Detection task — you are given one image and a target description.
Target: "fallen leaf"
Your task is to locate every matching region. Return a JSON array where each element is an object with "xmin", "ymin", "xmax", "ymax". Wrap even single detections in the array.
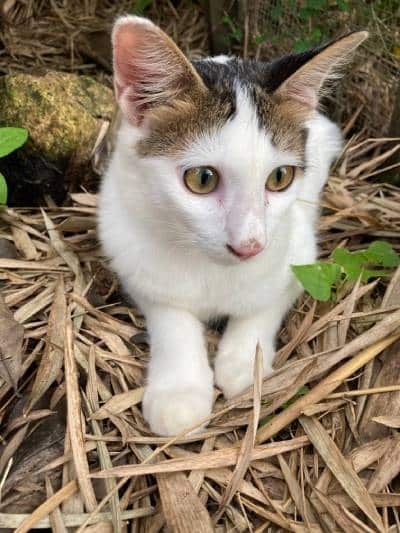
[
  {"xmin": 27, "ymin": 276, "xmax": 67, "ymax": 410},
  {"xmin": 157, "ymin": 469, "xmax": 213, "ymax": 533},
  {"xmin": 0, "ymin": 294, "xmax": 24, "ymax": 389},
  {"xmin": 371, "ymin": 415, "xmax": 400, "ymax": 428},
  {"xmin": 90, "ymin": 388, "xmax": 144, "ymax": 420},
  {"xmin": 360, "ymin": 339, "xmax": 400, "ymax": 440}
]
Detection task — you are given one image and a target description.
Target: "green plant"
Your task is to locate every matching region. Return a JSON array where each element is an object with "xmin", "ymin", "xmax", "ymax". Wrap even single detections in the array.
[
  {"xmin": 292, "ymin": 241, "xmax": 400, "ymax": 302},
  {"xmin": 292, "ymin": 0, "xmax": 350, "ymax": 51},
  {"xmin": 129, "ymin": 0, "xmax": 153, "ymax": 15},
  {"xmin": 257, "ymin": 0, "xmax": 350, "ymax": 52},
  {"xmin": 260, "ymin": 385, "xmax": 309, "ymax": 426},
  {"xmin": 222, "ymin": 14, "xmax": 243, "ymax": 47},
  {"xmin": 0, "ymin": 127, "xmax": 28, "ymax": 205}
]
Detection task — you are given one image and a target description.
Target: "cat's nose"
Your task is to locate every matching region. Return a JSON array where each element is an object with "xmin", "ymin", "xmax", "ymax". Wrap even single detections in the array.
[{"xmin": 227, "ymin": 239, "xmax": 265, "ymax": 259}]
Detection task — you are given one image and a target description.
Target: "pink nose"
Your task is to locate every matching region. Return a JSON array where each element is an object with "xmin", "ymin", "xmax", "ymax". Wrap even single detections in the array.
[{"xmin": 227, "ymin": 239, "xmax": 265, "ymax": 260}]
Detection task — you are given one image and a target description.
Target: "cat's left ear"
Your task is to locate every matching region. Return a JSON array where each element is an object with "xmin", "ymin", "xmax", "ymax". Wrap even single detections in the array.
[{"xmin": 275, "ymin": 31, "xmax": 368, "ymax": 109}]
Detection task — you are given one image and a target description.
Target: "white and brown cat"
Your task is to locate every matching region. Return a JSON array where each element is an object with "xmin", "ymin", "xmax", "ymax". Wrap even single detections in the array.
[{"xmin": 99, "ymin": 16, "xmax": 367, "ymax": 436}]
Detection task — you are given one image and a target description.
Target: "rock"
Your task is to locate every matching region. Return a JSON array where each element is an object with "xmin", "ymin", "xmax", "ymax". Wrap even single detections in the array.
[{"xmin": 0, "ymin": 71, "xmax": 114, "ymax": 205}]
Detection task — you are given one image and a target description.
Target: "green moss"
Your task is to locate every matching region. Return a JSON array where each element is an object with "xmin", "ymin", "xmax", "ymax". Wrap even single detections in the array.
[{"xmin": 0, "ymin": 72, "xmax": 113, "ymax": 162}]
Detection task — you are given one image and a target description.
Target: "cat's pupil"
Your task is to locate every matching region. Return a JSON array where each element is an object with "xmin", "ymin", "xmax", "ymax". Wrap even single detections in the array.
[
  {"xmin": 276, "ymin": 168, "xmax": 284, "ymax": 183},
  {"xmin": 200, "ymin": 168, "xmax": 211, "ymax": 186}
]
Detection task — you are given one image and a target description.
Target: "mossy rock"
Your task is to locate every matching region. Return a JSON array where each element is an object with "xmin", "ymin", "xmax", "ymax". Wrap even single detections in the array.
[
  {"xmin": 0, "ymin": 72, "xmax": 114, "ymax": 205},
  {"xmin": 0, "ymin": 71, "xmax": 113, "ymax": 161}
]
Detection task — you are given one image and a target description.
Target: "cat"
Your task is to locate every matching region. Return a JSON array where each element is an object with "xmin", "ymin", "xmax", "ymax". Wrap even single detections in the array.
[{"xmin": 98, "ymin": 15, "xmax": 367, "ymax": 436}]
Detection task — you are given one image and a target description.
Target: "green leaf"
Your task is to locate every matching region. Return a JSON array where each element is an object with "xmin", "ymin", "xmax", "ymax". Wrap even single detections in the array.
[
  {"xmin": 332, "ymin": 248, "xmax": 366, "ymax": 281},
  {"xmin": 271, "ymin": 5, "xmax": 282, "ymax": 19},
  {"xmin": 259, "ymin": 414, "xmax": 274, "ymax": 427},
  {"xmin": 291, "ymin": 262, "xmax": 341, "ymax": 301},
  {"xmin": 337, "ymin": 0, "xmax": 349, "ymax": 11},
  {"xmin": 0, "ymin": 173, "xmax": 8, "ymax": 205},
  {"xmin": 361, "ymin": 268, "xmax": 392, "ymax": 282},
  {"xmin": 0, "ymin": 127, "xmax": 28, "ymax": 158},
  {"xmin": 255, "ymin": 34, "xmax": 269, "ymax": 44},
  {"xmin": 130, "ymin": 0, "xmax": 152, "ymax": 15},
  {"xmin": 365, "ymin": 241, "xmax": 400, "ymax": 268},
  {"xmin": 282, "ymin": 385, "xmax": 309, "ymax": 409},
  {"xmin": 307, "ymin": 0, "xmax": 327, "ymax": 9},
  {"xmin": 294, "ymin": 40, "xmax": 309, "ymax": 52},
  {"xmin": 333, "ymin": 242, "xmax": 400, "ymax": 281},
  {"xmin": 299, "ymin": 7, "xmax": 315, "ymax": 20},
  {"xmin": 230, "ymin": 29, "xmax": 243, "ymax": 43},
  {"xmin": 310, "ymin": 27, "xmax": 322, "ymax": 41}
]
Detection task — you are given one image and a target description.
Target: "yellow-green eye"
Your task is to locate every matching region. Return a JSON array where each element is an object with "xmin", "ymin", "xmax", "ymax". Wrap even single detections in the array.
[
  {"xmin": 265, "ymin": 166, "xmax": 296, "ymax": 192},
  {"xmin": 184, "ymin": 166, "xmax": 219, "ymax": 194}
]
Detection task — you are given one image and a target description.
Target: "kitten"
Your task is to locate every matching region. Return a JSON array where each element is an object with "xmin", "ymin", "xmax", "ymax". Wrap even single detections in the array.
[{"xmin": 98, "ymin": 16, "xmax": 367, "ymax": 436}]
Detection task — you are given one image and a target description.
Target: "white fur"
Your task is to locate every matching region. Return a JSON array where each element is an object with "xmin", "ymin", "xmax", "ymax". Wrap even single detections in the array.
[
  {"xmin": 208, "ymin": 55, "xmax": 231, "ymax": 64},
  {"xmin": 99, "ymin": 82, "xmax": 341, "ymax": 436}
]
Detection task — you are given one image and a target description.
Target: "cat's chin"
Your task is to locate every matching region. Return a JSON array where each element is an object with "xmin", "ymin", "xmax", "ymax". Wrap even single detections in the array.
[
  {"xmin": 206, "ymin": 253, "xmax": 261, "ymax": 267},
  {"xmin": 202, "ymin": 251, "xmax": 243, "ymax": 266}
]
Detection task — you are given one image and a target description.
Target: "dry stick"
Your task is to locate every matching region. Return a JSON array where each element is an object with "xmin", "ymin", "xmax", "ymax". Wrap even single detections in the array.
[
  {"xmin": 90, "ymin": 436, "xmax": 309, "ymax": 478},
  {"xmin": 256, "ymin": 333, "xmax": 400, "ymax": 444},
  {"xmin": 64, "ymin": 314, "xmax": 97, "ymax": 512},
  {"xmin": 328, "ymin": 385, "xmax": 400, "ymax": 399},
  {"xmin": 45, "ymin": 476, "xmax": 68, "ymax": 533},
  {"xmin": 14, "ymin": 481, "xmax": 78, "ymax": 533},
  {"xmin": 0, "ymin": 508, "xmax": 154, "ymax": 529}
]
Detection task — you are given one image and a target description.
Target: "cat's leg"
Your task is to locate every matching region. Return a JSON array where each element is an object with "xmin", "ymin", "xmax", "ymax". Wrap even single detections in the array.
[
  {"xmin": 214, "ymin": 301, "xmax": 289, "ymax": 399},
  {"xmin": 141, "ymin": 304, "xmax": 214, "ymax": 436}
]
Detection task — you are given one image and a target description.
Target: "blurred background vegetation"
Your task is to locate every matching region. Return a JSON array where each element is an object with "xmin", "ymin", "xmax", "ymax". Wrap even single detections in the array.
[
  {"xmin": 0, "ymin": 0, "xmax": 399, "ymax": 204},
  {"xmin": 0, "ymin": 0, "xmax": 398, "ymax": 138}
]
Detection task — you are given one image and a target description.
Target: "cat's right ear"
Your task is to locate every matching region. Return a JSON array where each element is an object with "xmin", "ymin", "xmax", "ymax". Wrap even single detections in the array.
[{"xmin": 112, "ymin": 16, "xmax": 205, "ymax": 126}]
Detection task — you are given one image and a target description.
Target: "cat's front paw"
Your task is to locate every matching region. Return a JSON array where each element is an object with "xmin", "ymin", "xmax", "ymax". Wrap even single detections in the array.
[
  {"xmin": 142, "ymin": 387, "xmax": 213, "ymax": 436},
  {"xmin": 214, "ymin": 350, "xmax": 273, "ymax": 399}
]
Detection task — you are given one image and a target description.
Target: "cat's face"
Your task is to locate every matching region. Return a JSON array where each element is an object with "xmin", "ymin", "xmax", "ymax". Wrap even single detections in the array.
[
  {"xmin": 111, "ymin": 16, "xmax": 366, "ymax": 265},
  {"xmin": 126, "ymin": 87, "xmax": 306, "ymax": 265}
]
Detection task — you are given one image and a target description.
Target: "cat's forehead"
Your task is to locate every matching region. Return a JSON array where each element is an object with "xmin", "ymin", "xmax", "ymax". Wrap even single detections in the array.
[{"xmin": 137, "ymin": 57, "xmax": 307, "ymax": 161}]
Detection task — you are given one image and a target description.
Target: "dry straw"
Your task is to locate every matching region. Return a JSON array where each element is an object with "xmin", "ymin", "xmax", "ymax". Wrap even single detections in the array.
[
  {"xmin": 0, "ymin": 132, "xmax": 398, "ymax": 530},
  {"xmin": 0, "ymin": 1, "xmax": 400, "ymax": 529}
]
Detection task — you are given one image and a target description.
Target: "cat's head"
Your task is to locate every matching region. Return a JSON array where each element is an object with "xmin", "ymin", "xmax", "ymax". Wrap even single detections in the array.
[{"xmin": 111, "ymin": 16, "xmax": 366, "ymax": 264}]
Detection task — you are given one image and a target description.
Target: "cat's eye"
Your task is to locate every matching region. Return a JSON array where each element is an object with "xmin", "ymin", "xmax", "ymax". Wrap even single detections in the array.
[
  {"xmin": 184, "ymin": 166, "xmax": 219, "ymax": 194},
  {"xmin": 265, "ymin": 166, "xmax": 296, "ymax": 192}
]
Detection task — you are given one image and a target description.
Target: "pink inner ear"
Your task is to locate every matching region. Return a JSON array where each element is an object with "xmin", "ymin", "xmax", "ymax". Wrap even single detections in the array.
[
  {"xmin": 114, "ymin": 24, "xmax": 142, "ymax": 98},
  {"xmin": 112, "ymin": 20, "xmax": 161, "ymax": 125}
]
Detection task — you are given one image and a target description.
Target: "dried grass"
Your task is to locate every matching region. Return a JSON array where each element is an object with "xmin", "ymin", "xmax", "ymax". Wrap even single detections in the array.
[
  {"xmin": 0, "ymin": 133, "xmax": 399, "ymax": 531},
  {"xmin": 0, "ymin": 1, "xmax": 400, "ymax": 529},
  {"xmin": 1, "ymin": 0, "xmax": 398, "ymax": 138},
  {"xmin": 0, "ymin": 0, "xmax": 207, "ymax": 78}
]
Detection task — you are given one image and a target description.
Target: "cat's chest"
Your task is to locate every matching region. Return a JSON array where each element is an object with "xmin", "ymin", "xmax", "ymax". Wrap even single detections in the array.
[{"xmin": 121, "ymin": 249, "xmax": 293, "ymax": 318}]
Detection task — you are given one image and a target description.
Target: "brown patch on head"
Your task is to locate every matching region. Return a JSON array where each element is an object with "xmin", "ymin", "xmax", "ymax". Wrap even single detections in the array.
[
  {"xmin": 252, "ymin": 86, "xmax": 308, "ymax": 162},
  {"xmin": 137, "ymin": 83, "xmax": 309, "ymax": 162},
  {"xmin": 137, "ymin": 86, "xmax": 235, "ymax": 158}
]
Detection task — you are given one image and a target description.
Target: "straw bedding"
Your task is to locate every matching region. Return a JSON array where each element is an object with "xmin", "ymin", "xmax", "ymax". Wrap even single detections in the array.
[
  {"xmin": 0, "ymin": 135, "xmax": 399, "ymax": 531},
  {"xmin": 0, "ymin": 1, "xmax": 400, "ymax": 531}
]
